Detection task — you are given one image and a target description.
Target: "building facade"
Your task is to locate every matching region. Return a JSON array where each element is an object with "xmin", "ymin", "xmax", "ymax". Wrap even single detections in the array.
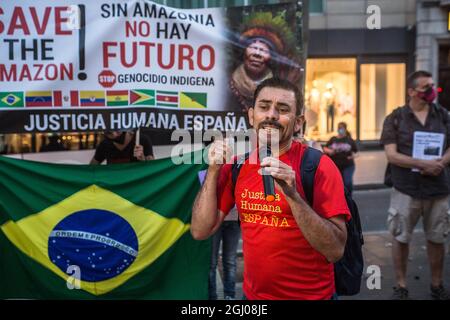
[
  {"xmin": 416, "ymin": 0, "xmax": 450, "ymax": 110},
  {"xmin": 307, "ymin": 0, "xmax": 417, "ymax": 143}
]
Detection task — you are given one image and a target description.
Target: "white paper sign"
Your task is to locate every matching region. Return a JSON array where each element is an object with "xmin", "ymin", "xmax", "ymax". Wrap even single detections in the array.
[{"xmin": 412, "ymin": 131, "xmax": 445, "ymax": 171}]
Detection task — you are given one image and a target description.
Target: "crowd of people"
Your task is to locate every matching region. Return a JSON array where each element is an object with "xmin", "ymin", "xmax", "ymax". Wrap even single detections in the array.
[
  {"xmin": 83, "ymin": 71, "xmax": 449, "ymax": 301},
  {"xmin": 25, "ymin": 68, "xmax": 441, "ymax": 301},
  {"xmin": 5, "ymin": 69, "xmax": 448, "ymax": 301},
  {"xmin": 3, "ymin": 0, "xmax": 449, "ymax": 303},
  {"xmin": 195, "ymin": 71, "xmax": 449, "ymax": 301}
]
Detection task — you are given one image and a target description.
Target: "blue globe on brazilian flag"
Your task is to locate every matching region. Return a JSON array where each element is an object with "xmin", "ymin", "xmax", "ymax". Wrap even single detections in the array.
[{"xmin": 0, "ymin": 154, "xmax": 209, "ymax": 299}]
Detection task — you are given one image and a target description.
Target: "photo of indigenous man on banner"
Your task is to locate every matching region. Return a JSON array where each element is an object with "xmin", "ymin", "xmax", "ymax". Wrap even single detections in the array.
[
  {"xmin": 0, "ymin": 0, "xmax": 305, "ymax": 137},
  {"xmin": 226, "ymin": 7, "xmax": 304, "ymax": 113}
]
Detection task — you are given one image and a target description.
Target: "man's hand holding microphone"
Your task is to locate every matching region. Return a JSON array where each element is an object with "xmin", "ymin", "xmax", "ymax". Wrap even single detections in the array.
[{"xmin": 260, "ymin": 152, "xmax": 298, "ymax": 200}]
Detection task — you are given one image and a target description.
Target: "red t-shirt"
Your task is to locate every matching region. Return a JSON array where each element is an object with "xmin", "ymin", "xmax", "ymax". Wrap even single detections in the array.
[{"xmin": 217, "ymin": 141, "xmax": 351, "ymax": 300}]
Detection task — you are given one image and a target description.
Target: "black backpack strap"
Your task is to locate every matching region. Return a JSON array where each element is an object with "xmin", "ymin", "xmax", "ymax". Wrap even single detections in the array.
[
  {"xmin": 231, "ymin": 152, "xmax": 250, "ymax": 191},
  {"xmin": 300, "ymin": 147, "xmax": 323, "ymax": 206}
]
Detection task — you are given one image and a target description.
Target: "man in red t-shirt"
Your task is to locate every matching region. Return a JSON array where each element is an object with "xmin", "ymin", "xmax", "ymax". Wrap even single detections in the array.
[{"xmin": 191, "ymin": 78, "xmax": 350, "ymax": 300}]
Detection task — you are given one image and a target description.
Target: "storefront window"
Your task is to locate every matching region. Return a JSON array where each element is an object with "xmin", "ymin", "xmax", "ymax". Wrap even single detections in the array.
[
  {"xmin": 310, "ymin": 0, "xmax": 325, "ymax": 14},
  {"xmin": 0, "ymin": 133, "xmax": 100, "ymax": 155},
  {"xmin": 360, "ymin": 63, "xmax": 405, "ymax": 140},
  {"xmin": 305, "ymin": 58, "xmax": 357, "ymax": 142}
]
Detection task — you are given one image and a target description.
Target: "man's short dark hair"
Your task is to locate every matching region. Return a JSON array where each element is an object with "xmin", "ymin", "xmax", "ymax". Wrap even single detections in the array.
[
  {"xmin": 407, "ymin": 70, "xmax": 432, "ymax": 89},
  {"xmin": 253, "ymin": 77, "xmax": 304, "ymax": 116}
]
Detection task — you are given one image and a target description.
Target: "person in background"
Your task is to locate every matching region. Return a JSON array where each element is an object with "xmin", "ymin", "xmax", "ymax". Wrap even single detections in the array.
[
  {"xmin": 39, "ymin": 134, "xmax": 66, "ymax": 152},
  {"xmin": 381, "ymin": 70, "xmax": 450, "ymax": 300},
  {"xmin": 0, "ymin": 134, "xmax": 9, "ymax": 154},
  {"xmin": 323, "ymin": 122, "xmax": 358, "ymax": 195},
  {"xmin": 90, "ymin": 130, "xmax": 154, "ymax": 164},
  {"xmin": 209, "ymin": 206, "xmax": 241, "ymax": 300}
]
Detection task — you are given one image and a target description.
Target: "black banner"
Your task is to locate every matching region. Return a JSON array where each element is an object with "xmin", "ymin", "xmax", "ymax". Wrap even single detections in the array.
[{"xmin": 0, "ymin": 108, "xmax": 249, "ymax": 134}]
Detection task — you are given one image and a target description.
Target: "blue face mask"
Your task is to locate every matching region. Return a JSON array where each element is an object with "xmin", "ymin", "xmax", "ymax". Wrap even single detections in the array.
[{"xmin": 338, "ymin": 128, "xmax": 346, "ymax": 136}]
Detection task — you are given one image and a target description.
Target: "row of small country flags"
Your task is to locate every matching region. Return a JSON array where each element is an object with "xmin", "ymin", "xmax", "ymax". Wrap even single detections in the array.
[{"xmin": 0, "ymin": 90, "xmax": 207, "ymax": 109}]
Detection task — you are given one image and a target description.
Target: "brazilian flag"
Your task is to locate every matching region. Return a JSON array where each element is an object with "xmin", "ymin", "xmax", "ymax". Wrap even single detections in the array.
[
  {"xmin": 0, "ymin": 153, "xmax": 209, "ymax": 299},
  {"xmin": 0, "ymin": 92, "xmax": 24, "ymax": 107}
]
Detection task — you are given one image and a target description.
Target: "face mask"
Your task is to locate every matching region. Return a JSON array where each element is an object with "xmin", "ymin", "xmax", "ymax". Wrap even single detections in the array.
[
  {"xmin": 417, "ymin": 87, "xmax": 437, "ymax": 104},
  {"xmin": 338, "ymin": 128, "xmax": 346, "ymax": 136}
]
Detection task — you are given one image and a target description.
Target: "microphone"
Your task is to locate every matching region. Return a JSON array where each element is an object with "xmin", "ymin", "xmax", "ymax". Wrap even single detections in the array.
[{"xmin": 259, "ymin": 146, "xmax": 276, "ymax": 202}]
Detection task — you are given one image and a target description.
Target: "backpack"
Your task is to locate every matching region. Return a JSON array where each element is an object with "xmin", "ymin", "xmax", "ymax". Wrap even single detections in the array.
[
  {"xmin": 231, "ymin": 147, "xmax": 364, "ymax": 296},
  {"xmin": 383, "ymin": 104, "xmax": 449, "ymax": 187},
  {"xmin": 301, "ymin": 147, "xmax": 364, "ymax": 296}
]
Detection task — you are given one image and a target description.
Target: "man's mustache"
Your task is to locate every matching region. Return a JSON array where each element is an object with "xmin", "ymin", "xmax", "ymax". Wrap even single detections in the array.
[{"xmin": 258, "ymin": 120, "xmax": 283, "ymax": 130}]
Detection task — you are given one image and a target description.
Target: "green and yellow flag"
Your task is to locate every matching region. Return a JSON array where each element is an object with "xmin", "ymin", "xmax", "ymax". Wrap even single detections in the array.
[
  {"xmin": 180, "ymin": 92, "xmax": 207, "ymax": 109},
  {"xmin": 130, "ymin": 90, "xmax": 155, "ymax": 106},
  {"xmin": 0, "ymin": 154, "xmax": 209, "ymax": 299},
  {"xmin": 0, "ymin": 92, "xmax": 24, "ymax": 107}
]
